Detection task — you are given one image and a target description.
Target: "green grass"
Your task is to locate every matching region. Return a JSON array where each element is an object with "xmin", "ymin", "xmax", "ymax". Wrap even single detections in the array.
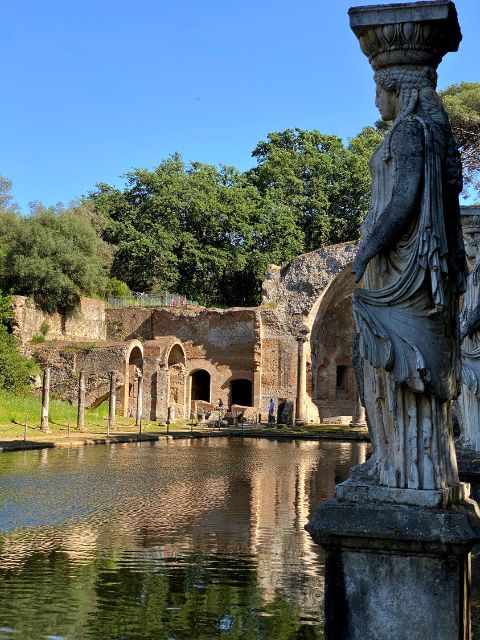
[{"xmin": 0, "ymin": 389, "xmax": 196, "ymax": 439}]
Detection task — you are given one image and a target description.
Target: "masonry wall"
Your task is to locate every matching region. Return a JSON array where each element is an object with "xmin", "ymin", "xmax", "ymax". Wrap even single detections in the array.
[
  {"xmin": 33, "ymin": 342, "xmax": 127, "ymax": 408},
  {"xmin": 12, "ymin": 296, "xmax": 106, "ymax": 344},
  {"xmin": 153, "ymin": 307, "xmax": 259, "ymax": 410}
]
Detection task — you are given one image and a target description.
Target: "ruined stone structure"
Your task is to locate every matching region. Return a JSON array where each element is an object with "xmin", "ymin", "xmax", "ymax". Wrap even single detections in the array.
[
  {"xmin": 11, "ymin": 296, "xmax": 106, "ymax": 345},
  {"xmin": 12, "ymin": 241, "xmax": 362, "ymax": 424},
  {"xmin": 12, "ymin": 202, "xmax": 477, "ymax": 430}
]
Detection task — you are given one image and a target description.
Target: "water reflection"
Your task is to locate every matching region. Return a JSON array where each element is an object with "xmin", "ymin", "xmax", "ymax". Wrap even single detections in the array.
[{"xmin": 0, "ymin": 437, "xmax": 368, "ymax": 639}]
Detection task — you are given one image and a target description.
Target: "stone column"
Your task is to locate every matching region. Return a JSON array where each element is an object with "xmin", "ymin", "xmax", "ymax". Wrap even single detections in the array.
[
  {"xmin": 40, "ymin": 367, "xmax": 51, "ymax": 433},
  {"xmin": 135, "ymin": 373, "xmax": 143, "ymax": 427},
  {"xmin": 108, "ymin": 370, "xmax": 117, "ymax": 432},
  {"xmin": 349, "ymin": 390, "xmax": 366, "ymax": 427},
  {"xmin": 295, "ymin": 324, "xmax": 310, "ymax": 426},
  {"xmin": 77, "ymin": 370, "xmax": 86, "ymax": 432},
  {"xmin": 306, "ymin": 3, "xmax": 480, "ymax": 638}
]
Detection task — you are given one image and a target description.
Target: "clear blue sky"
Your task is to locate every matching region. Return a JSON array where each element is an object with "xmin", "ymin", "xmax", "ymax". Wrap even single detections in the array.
[{"xmin": 2, "ymin": 0, "xmax": 479, "ymax": 212}]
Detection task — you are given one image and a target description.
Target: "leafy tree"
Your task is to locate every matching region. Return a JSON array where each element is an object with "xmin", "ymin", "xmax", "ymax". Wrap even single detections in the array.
[
  {"xmin": 247, "ymin": 127, "xmax": 382, "ymax": 250},
  {"xmin": 0, "ymin": 204, "xmax": 108, "ymax": 315},
  {"xmin": 0, "ymin": 291, "xmax": 36, "ymax": 391},
  {"xmin": 90, "ymin": 155, "xmax": 303, "ymax": 307},
  {"xmin": 439, "ymin": 82, "xmax": 480, "ymax": 194},
  {"xmin": 90, "ymin": 129, "xmax": 377, "ymax": 307}
]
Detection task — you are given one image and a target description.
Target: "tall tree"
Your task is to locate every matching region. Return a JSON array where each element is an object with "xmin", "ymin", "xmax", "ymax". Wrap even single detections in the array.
[
  {"xmin": 439, "ymin": 82, "xmax": 480, "ymax": 194},
  {"xmin": 247, "ymin": 127, "xmax": 382, "ymax": 250},
  {"xmin": 0, "ymin": 290, "xmax": 36, "ymax": 391},
  {"xmin": 0, "ymin": 204, "xmax": 108, "ymax": 315},
  {"xmin": 89, "ymin": 156, "xmax": 303, "ymax": 307}
]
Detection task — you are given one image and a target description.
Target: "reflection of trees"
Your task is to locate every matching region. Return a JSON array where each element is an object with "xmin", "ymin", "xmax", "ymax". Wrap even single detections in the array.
[
  {"xmin": 0, "ymin": 438, "xmax": 369, "ymax": 638},
  {"xmin": 0, "ymin": 552, "xmax": 324, "ymax": 639}
]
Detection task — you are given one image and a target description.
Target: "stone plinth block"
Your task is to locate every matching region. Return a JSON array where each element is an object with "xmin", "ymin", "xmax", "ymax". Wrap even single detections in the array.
[
  {"xmin": 306, "ymin": 500, "xmax": 480, "ymax": 640},
  {"xmin": 456, "ymin": 444, "xmax": 480, "ymax": 503}
]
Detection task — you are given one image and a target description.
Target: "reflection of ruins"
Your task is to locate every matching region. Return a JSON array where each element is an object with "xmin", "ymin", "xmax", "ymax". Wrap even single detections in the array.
[{"xmin": 0, "ymin": 439, "xmax": 367, "ymax": 619}]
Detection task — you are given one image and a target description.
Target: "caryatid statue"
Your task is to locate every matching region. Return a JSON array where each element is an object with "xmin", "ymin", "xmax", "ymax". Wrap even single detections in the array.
[
  {"xmin": 457, "ymin": 207, "xmax": 480, "ymax": 452},
  {"xmin": 349, "ymin": 0, "xmax": 468, "ymax": 505}
]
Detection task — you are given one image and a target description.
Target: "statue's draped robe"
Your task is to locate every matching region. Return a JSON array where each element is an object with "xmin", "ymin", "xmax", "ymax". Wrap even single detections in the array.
[
  {"xmin": 354, "ymin": 116, "xmax": 464, "ymax": 491},
  {"xmin": 458, "ymin": 263, "xmax": 480, "ymax": 452}
]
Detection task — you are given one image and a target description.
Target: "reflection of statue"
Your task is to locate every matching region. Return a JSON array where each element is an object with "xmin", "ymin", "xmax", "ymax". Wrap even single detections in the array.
[
  {"xmin": 350, "ymin": 12, "xmax": 467, "ymax": 502},
  {"xmin": 457, "ymin": 210, "xmax": 480, "ymax": 451}
]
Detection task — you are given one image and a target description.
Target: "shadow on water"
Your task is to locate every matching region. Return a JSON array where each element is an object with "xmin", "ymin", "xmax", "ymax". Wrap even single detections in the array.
[{"xmin": 0, "ymin": 437, "xmax": 368, "ymax": 639}]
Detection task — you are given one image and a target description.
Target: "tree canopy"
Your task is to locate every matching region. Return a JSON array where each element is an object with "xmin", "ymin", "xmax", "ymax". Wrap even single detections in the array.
[
  {"xmin": 247, "ymin": 127, "xmax": 382, "ymax": 251},
  {"xmin": 439, "ymin": 82, "xmax": 480, "ymax": 194},
  {"xmin": 0, "ymin": 200, "xmax": 108, "ymax": 315},
  {"xmin": 0, "ymin": 124, "xmax": 387, "ymax": 310},
  {"xmin": 88, "ymin": 127, "xmax": 380, "ymax": 306}
]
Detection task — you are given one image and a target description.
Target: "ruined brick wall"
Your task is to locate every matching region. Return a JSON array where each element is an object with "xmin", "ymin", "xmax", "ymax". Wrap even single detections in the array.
[
  {"xmin": 258, "ymin": 309, "xmax": 297, "ymax": 414},
  {"xmin": 106, "ymin": 307, "xmax": 155, "ymax": 341},
  {"xmin": 262, "ymin": 242, "xmax": 358, "ymax": 330},
  {"xmin": 153, "ymin": 307, "xmax": 257, "ymax": 411},
  {"xmin": 311, "ymin": 290, "xmax": 356, "ymax": 420},
  {"xmin": 12, "ymin": 296, "xmax": 106, "ymax": 345},
  {"xmin": 33, "ymin": 342, "xmax": 129, "ymax": 408}
]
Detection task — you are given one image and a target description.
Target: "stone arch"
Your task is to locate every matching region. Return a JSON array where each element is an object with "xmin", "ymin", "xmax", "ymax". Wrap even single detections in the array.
[
  {"xmin": 122, "ymin": 339, "xmax": 144, "ymax": 417},
  {"xmin": 189, "ymin": 368, "xmax": 211, "ymax": 404},
  {"xmin": 310, "ymin": 265, "xmax": 357, "ymax": 421},
  {"xmin": 142, "ymin": 337, "xmax": 187, "ymax": 421},
  {"xmin": 166, "ymin": 341, "xmax": 187, "ymax": 419}
]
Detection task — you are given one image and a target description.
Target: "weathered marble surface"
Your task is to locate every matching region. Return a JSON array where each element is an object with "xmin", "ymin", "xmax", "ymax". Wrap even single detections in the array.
[
  {"xmin": 457, "ymin": 207, "xmax": 480, "ymax": 454},
  {"xmin": 307, "ymin": 3, "xmax": 480, "ymax": 638},
  {"xmin": 348, "ymin": 0, "xmax": 467, "ymax": 506}
]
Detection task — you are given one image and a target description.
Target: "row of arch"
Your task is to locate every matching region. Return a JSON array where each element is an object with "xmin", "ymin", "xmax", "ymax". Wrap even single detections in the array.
[{"xmin": 122, "ymin": 339, "xmax": 253, "ymax": 419}]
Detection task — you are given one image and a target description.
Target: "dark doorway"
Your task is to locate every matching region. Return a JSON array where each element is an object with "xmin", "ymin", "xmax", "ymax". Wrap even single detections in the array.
[
  {"xmin": 336, "ymin": 365, "xmax": 347, "ymax": 391},
  {"xmin": 230, "ymin": 379, "xmax": 253, "ymax": 407},
  {"xmin": 191, "ymin": 370, "xmax": 210, "ymax": 402}
]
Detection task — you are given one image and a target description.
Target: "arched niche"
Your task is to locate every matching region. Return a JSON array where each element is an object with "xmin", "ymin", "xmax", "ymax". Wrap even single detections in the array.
[
  {"xmin": 166, "ymin": 342, "xmax": 187, "ymax": 417},
  {"xmin": 310, "ymin": 266, "xmax": 357, "ymax": 420},
  {"xmin": 122, "ymin": 340, "xmax": 144, "ymax": 417},
  {"xmin": 190, "ymin": 369, "xmax": 211, "ymax": 403}
]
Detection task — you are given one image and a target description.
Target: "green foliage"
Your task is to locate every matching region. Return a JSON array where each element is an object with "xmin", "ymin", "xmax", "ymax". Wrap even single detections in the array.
[
  {"xmin": 106, "ymin": 277, "xmax": 131, "ymax": 299},
  {"xmin": 31, "ymin": 320, "xmax": 51, "ymax": 343},
  {"xmin": 30, "ymin": 334, "xmax": 46, "ymax": 344},
  {"xmin": 1, "ymin": 124, "xmax": 379, "ymax": 309},
  {"xmin": 248, "ymin": 127, "xmax": 382, "ymax": 251},
  {"xmin": 0, "ymin": 203, "xmax": 108, "ymax": 315},
  {"xmin": 439, "ymin": 82, "xmax": 480, "ymax": 193},
  {"xmin": 90, "ymin": 155, "xmax": 305, "ymax": 306},
  {"xmin": 89, "ymin": 129, "xmax": 378, "ymax": 306},
  {"xmin": 39, "ymin": 321, "xmax": 50, "ymax": 336},
  {"xmin": 0, "ymin": 291, "xmax": 37, "ymax": 391}
]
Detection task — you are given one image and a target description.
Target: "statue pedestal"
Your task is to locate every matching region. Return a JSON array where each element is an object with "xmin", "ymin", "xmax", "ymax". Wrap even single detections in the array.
[
  {"xmin": 306, "ymin": 499, "xmax": 480, "ymax": 640},
  {"xmin": 457, "ymin": 444, "xmax": 480, "ymax": 502}
]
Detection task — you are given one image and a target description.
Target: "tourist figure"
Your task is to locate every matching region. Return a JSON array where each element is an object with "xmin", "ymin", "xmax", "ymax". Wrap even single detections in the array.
[
  {"xmin": 267, "ymin": 398, "xmax": 276, "ymax": 427},
  {"xmin": 351, "ymin": 60, "xmax": 466, "ymax": 495}
]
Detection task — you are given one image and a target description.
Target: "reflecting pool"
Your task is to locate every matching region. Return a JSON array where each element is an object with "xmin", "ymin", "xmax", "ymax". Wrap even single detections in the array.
[{"xmin": 0, "ymin": 437, "xmax": 369, "ymax": 639}]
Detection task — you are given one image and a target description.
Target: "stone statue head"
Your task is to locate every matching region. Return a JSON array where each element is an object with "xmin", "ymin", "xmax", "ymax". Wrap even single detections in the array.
[
  {"xmin": 373, "ymin": 65, "xmax": 440, "ymax": 122},
  {"xmin": 349, "ymin": 1, "xmax": 462, "ymax": 124}
]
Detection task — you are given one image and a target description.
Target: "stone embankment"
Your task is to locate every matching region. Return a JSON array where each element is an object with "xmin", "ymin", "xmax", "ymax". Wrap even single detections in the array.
[{"xmin": 0, "ymin": 426, "xmax": 370, "ymax": 453}]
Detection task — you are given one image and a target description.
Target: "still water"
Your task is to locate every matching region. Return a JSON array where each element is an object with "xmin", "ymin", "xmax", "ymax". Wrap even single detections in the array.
[{"xmin": 0, "ymin": 437, "xmax": 368, "ymax": 640}]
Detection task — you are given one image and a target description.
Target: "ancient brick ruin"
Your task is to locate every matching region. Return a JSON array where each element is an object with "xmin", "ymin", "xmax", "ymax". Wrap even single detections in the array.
[{"xmin": 16, "ymin": 206, "xmax": 480, "ymax": 425}]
